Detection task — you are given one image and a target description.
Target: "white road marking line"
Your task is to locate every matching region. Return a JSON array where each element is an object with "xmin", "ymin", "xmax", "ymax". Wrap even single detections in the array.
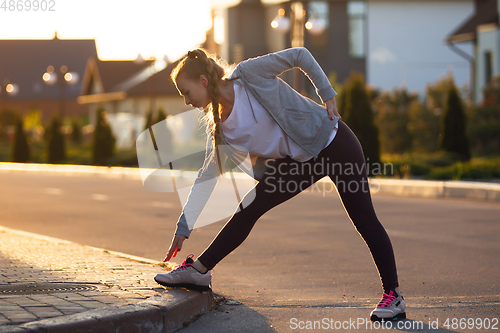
[
  {"xmin": 386, "ymin": 229, "xmax": 499, "ymax": 251},
  {"xmin": 91, "ymin": 194, "xmax": 109, "ymax": 201},
  {"xmin": 267, "ymin": 295, "xmax": 500, "ymax": 309},
  {"xmin": 45, "ymin": 188, "xmax": 63, "ymax": 195}
]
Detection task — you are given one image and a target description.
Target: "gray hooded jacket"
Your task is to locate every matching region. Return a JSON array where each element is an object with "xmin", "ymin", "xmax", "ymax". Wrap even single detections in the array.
[{"xmin": 175, "ymin": 47, "xmax": 340, "ymax": 237}]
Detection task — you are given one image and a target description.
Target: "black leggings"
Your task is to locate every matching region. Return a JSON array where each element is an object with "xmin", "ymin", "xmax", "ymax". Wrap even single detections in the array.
[{"xmin": 198, "ymin": 121, "xmax": 399, "ymax": 291}]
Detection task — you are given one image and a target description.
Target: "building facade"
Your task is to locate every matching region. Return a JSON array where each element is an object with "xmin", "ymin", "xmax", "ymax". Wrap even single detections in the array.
[
  {"xmin": 447, "ymin": 0, "xmax": 500, "ymax": 103},
  {"xmin": 209, "ymin": 0, "xmax": 475, "ymax": 99}
]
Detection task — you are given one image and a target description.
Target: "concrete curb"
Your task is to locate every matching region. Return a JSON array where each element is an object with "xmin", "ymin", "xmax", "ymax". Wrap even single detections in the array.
[
  {"xmin": 368, "ymin": 178, "xmax": 500, "ymax": 201},
  {"xmin": 0, "ymin": 226, "xmax": 213, "ymax": 333},
  {"xmin": 1, "ymin": 290, "xmax": 212, "ymax": 333},
  {"xmin": 1, "ymin": 162, "xmax": 499, "ymax": 202}
]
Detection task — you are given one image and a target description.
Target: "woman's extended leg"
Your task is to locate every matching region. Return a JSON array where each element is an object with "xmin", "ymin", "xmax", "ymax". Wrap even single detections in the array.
[
  {"xmin": 197, "ymin": 157, "xmax": 324, "ymax": 270},
  {"xmin": 319, "ymin": 121, "xmax": 399, "ymax": 291}
]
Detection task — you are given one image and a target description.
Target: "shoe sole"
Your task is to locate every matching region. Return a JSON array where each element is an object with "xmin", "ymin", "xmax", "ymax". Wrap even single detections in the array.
[
  {"xmin": 154, "ymin": 276, "xmax": 211, "ymax": 292},
  {"xmin": 370, "ymin": 312, "xmax": 406, "ymax": 322}
]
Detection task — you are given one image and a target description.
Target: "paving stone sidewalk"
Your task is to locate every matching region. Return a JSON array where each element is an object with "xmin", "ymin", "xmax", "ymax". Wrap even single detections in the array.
[{"xmin": 0, "ymin": 226, "xmax": 211, "ymax": 332}]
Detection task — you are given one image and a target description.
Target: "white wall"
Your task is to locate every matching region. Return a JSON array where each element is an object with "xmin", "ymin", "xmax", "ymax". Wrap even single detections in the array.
[
  {"xmin": 476, "ymin": 28, "xmax": 500, "ymax": 103},
  {"xmin": 367, "ymin": 0, "xmax": 474, "ymax": 97}
]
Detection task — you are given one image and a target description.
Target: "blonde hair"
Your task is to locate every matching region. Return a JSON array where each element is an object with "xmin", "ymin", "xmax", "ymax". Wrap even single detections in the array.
[{"xmin": 171, "ymin": 48, "xmax": 229, "ymax": 173}]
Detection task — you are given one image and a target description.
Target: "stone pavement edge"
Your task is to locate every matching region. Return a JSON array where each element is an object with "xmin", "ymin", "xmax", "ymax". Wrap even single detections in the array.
[{"xmin": 0, "ymin": 226, "xmax": 213, "ymax": 333}]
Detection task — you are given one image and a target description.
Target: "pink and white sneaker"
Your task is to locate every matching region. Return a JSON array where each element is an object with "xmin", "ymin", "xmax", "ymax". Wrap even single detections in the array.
[
  {"xmin": 370, "ymin": 288, "xmax": 406, "ymax": 321},
  {"xmin": 154, "ymin": 254, "xmax": 212, "ymax": 292}
]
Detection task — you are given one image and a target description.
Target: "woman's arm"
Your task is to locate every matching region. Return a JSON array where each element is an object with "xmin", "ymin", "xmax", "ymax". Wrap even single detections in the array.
[
  {"xmin": 166, "ymin": 135, "xmax": 226, "ymax": 262},
  {"xmin": 173, "ymin": 129, "xmax": 224, "ymax": 238},
  {"xmin": 235, "ymin": 47, "xmax": 336, "ymax": 103}
]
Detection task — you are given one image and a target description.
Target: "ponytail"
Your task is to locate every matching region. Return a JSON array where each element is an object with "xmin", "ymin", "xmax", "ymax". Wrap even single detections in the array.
[{"xmin": 171, "ymin": 49, "xmax": 227, "ymax": 173}]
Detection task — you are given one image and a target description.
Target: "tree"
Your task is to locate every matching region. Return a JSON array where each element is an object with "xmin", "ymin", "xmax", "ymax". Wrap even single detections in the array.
[
  {"xmin": 92, "ymin": 108, "xmax": 115, "ymax": 165},
  {"xmin": 466, "ymin": 76, "xmax": 500, "ymax": 155},
  {"xmin": 11, "ymin": 118, "xmax": 30, "ymax": 162},
  {"xmin": 375, "ymin": 88, "xmax": 416, "ymax": 154},
  {"xmin": 407, "ymin": 99, "xmax": 440, "ymax": 153},
  {"xmin": 425, "ymin": 75, "xmax": 455, "ymax": 114},
  {"xmin": 156, "ymin": 107, "xmax": 168, "ymax": 125},
  {"xmin": 46, "ymin": 116, "xmax": 66, "ymax": 164},
  {"xmin": 143, "ymin": 109, "xmax": 153, "ymax": 131},
  {"xmin": 339, "ymin": 71, "xmax": 381, "ymax": 173},
  {"xmin": 0, "ymin": 108, "xmax": 17, "ymax": 141},
  {"xmin": 71, "ymin": 117, "xmax": 83, "ymax": 143},
  {"xmin": 437, "ymin": 83, "xmax": 471, "ymax": 160}
]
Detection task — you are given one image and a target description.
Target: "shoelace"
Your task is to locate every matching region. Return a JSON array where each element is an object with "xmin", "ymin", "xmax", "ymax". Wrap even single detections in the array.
[
  {"xmin": 376, "ymin": 290, "xmax": 396, "ymax": 308},
  {"xmin": 172, "ymin": 254, "xmax": 195, "ymax": 272}
]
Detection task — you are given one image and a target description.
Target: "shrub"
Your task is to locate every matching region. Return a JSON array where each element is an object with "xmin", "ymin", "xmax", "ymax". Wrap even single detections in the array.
[
  {"xmin": 419, "ymin": 151, "xmax": 459, "ymax": 168},
  {"xmin": 461, "ymin": 159, "xmax": 500, "ymax": 179},
  {"xmin": 425, "ymin": 158, "xmax": 500, "ymax": 180},
  {"xmin": 382, "ymin": 154, "xmax": 432, "ymax": 179},
  {"xmin": 427, "ymin": 165, "xmax": 457, "ymax": 180}
]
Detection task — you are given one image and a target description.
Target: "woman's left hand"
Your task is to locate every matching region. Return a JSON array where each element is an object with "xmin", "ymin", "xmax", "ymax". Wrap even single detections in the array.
[{"xmin": 325, "ymin": 97, "xmax": 341, "ymax": 120}]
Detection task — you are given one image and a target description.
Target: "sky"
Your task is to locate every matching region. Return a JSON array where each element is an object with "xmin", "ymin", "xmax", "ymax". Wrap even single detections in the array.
[
  {"xmin": 0, "ymin": 0, "xmax": 287, "ymax": 61},
  {"xmin": 0, "ymin": 0, "xmax": 214, "ymax": 61}
]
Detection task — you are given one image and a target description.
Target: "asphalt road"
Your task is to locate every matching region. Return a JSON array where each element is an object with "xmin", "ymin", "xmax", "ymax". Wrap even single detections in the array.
[{"xmin": 0, "ymin": 170, "xmax": 499, "ymax": 332}]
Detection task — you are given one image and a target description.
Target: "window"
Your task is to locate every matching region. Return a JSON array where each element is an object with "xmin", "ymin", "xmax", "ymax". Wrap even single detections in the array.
[
  {"xmin": 308, "ymin": 1, "xmax": 329, "ymax": 30},
  {"xmin": 307, "ymin": 1, "xmax": 329, "ymax": 48},
  {"xmin": 348, "ymin": 1, "xmax": 366, "ymax": 58},
  {"xmin": 485, "ymin": 51, "xmax": 493, "ymax": 85}
]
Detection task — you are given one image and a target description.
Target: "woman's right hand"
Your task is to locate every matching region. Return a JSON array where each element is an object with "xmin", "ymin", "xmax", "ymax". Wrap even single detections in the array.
[
  {"xmin": 325, "ymin": 96, "xmax": 341, "ymax": 120},
  {"xmin": 164, "ymin": 234, "xmax": 187, "ymax": 262}
]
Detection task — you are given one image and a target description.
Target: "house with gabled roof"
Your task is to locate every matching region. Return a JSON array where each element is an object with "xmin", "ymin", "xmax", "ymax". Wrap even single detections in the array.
[
  {"xmin": 446, "ymin": 0, "xmax": 500, "ymax": 103},
  {"xmin": 0, "ymin": 33, "xmax": 97, "ymax": 122},
  {"xmin": 0, "ymin": 33, "xmax": 191, "ymax": 148},
  {"xmin": 78, "ymin": 57, "xmax": 191, "ymax": 148}
]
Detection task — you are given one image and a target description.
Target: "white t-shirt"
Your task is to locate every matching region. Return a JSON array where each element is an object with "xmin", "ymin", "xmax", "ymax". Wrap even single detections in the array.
[{"xmin": 220, "ymin": 83, "xmax": 337, "ymax": 162}]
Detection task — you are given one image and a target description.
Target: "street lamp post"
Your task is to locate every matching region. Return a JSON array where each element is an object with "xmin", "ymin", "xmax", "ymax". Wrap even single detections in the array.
[
  {"xmin": 42, "ymin": 65, "xmax": 79, "ymax": 119},
  {"xmin": 271, "ymin": 2, "xmax": 326, "ymax": 90},
  {"xmin": 291, "ymin": 2, "xmax": 305, "ymax": 91}
]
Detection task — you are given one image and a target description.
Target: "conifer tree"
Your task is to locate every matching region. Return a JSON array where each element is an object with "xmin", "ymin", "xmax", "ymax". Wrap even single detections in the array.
[
  {"xmin": 11, "ymin": 118, "xmax": 30, "ymax": 163},
  {"xmin": 339, "ymin": 71, "xmax": 381, "ymax": 174},
  {"xmin": 47, "ymin": 116, "xmax": 66, "ymax": 164},
  {"xmin": 407, "ymin": 100, "xmax": 440, "ymax": 153},
  {"xmin": 156, "ymin": 107, "xmax": 167, "ymax": 125},
  {"xmin": 92, "ymin": 108, "xmax": 115, "ymax": 165},
  {"xmin": 71, "ymin": 117, "xmax": 83, "ymax": 143},
  {"xmin": 143, "ymin": 109, "xmax": 153, "ymax": 131},
  {"xmin": 437, "ymin": 83, "xmax": 471, "ymax": 160},
  {"xmin": 376, "ymin": 89, "xmax": 415, "ymax": 154}
]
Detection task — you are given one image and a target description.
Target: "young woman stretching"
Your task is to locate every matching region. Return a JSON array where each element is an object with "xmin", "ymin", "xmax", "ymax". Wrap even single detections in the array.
[{"xmin": 153, "ymin": 47, "xmax": 406, "ymax": 321}]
